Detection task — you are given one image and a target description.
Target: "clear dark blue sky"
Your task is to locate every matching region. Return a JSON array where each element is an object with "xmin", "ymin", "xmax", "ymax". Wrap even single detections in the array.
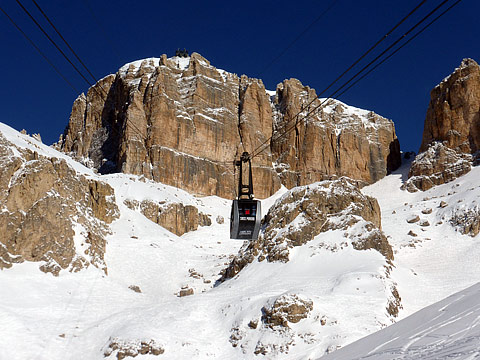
[{"xmin": 1, "ymin": 0, "xmax": 478, "ymax": 152}]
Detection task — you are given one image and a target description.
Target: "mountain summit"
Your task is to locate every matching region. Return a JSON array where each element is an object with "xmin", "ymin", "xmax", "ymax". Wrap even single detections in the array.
[{"xmin": 59, "ymin": 52, "xmax": 401, "ymax": 198}]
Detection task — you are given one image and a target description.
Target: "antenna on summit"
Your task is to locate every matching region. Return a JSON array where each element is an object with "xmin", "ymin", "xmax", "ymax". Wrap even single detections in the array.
[{"xmin": 175, "ymin": 48, "xmax": 189, "ymax": 57}]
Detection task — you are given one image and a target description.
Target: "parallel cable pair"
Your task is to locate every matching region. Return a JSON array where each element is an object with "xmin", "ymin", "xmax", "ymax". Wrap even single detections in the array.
[
  {"xmin": 6, "ymin": 0, "xmax": 147, "ymax": 143},
  {"xmin": 248, "ymin": 0, "xmax": 463, "ymax": 161}
]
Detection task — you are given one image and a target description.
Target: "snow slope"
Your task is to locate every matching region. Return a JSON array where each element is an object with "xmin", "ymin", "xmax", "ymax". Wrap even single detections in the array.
[
  {"xmin": 320, "ymin": 282, "xmax": 480, "ymax": 359},
  {"xmin": 362, "ymin": 158, "xmax": 480, "ymax": 317},
  {"xmin": 317, "ymin": 157, "xmax": 480, "ymax": 359},
  {"xmin": 0, "ymin": 122, "xmax": 396, "ymax": 359},
  {"xmin": 1, "ymin": 122, "xmax": 480, "ymax": 360}
]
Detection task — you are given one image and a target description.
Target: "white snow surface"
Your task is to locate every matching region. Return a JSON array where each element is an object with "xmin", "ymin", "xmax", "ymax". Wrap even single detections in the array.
[
  {"xmin": 1, "ymin": 122, "xmax": 480, "ymax": 360},
  {"xmin": 320, "ymin": 282, "xmax": 480, "ymax": 359}
]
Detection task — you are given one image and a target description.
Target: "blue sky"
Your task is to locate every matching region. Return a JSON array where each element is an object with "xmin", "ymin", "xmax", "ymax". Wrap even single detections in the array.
[{"xmin": 0, "ymin": 0, "xmax": 478, "ymax": 152}]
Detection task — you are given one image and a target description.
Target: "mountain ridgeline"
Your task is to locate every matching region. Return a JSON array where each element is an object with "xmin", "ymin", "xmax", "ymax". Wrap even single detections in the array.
[{"xmin": 58, "ymin": 52, "xmax": 401, "ymax": 199}]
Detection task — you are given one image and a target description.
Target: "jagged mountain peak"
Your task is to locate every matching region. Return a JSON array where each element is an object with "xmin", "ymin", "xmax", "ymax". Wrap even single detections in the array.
[{"xmin": 59, "ymin": 52, "xmax": 401, "ymax": 199}]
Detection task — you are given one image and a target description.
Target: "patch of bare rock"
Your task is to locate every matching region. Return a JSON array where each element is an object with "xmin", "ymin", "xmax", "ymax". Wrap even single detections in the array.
[
  {"xmin": 221, "ymin": 177, "xmax": 393, "ymax": 282},
  {"xmin": 405, "ymin": 58, "xmax": 480, "ymax": 192},
  {"xmin": 104, "ymin": 337, "xmax": 164, "ymax": 359},
  {"xmin": 0, "ymin": 133, "xmax": 119, "ymax": 275},
  {"xmin": 262, "ymin": 294, "xmax": 313, "ymax": 328},
  {"xmin": 123, "ymin": 199, "xmax": 210, "ymax": 236},
  {"xmin": 59, "ymin": 52, "xmax": 401, "ymax": 199}
]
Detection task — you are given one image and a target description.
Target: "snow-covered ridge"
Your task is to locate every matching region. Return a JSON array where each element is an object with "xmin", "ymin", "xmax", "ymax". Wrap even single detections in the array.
[{"xmin": 0, "ymin": 122, "xmax": 95, "ymax": 177}]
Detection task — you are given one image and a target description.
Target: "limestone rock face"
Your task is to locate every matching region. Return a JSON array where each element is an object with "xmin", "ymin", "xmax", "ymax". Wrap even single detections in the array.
[
  {"xmin": 271, "ymin": 79, "xmax": 401, "ymax": 188},
  {"xmin": 408, "ymin": 59, "xmax": 480, "ymax": 191},
  {"xmin": 59, "ymin": 53, "xmax": 400, "ymax": 198},
  {"xmin": 0, "ymin": 133, "xmax": 119, "ymax": 275},
  {"xmin": 123, "ymin": 199, "xmax": 210, "ymax": 236},
  {"xmin": 221, "ymin": 178, "xmax": 393, "ymax": 280},
  {"xmin": 404, "ymin": 142, "xmax": 471, "ymax": 192},
  {"xmin": 420, "ymin": 58, "xmax": 480, "ymax": 155}
]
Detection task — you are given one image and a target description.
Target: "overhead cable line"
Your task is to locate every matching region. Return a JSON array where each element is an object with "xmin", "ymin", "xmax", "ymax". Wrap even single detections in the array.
[
  {"xmin": 0, "ymin": 4, "xmax": 79, "ymax": 93},
  {"xmin": 249, "ymin": 0, "xmax": 429, "ymax": 160},
  {"xmin": 323, "ymin": 0, "xmax": 452, "ymax": 103},
  {"xmin": 16, "ymin": 0, "xmax": 146, "ymax": 142},
  {"xmin": 31, "ymin": 0, "xmax": 97, "ymax": 83},
  {"xmin": 315, "ymin": 0, "xmax": 427, "ymax": 99},
  {"xmin": 336, "ymin": 0, "xmax": 463, "ymax": 99},
  {"xmin": 249, "ymin": 0, "xmax": 459, "ymax": 160},
  {"xmin": 16, "ymin": 0, "xmax": 94, "ymax": 88},
  {"xmin": 258, "ymin": 0, "xmax": 341, "ymax": 76}
]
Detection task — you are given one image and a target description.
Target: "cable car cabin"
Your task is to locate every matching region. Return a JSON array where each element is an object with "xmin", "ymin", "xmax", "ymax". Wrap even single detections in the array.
[
  {"xmin": 230, "ymin": 199, "xmax": 261, "ymax": 240},
  {"xmin": 230, "ymin": 152, "xmax": 262, "ymax": 240}
]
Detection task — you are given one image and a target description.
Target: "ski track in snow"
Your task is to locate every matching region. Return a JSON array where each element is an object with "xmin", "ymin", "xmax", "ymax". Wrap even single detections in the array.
[{"xmin": 1, "ymin": 121, "xmax": 480, "ymax": 359}]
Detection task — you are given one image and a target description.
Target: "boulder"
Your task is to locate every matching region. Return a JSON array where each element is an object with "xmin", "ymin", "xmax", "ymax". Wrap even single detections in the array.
[{"xmin": 262, "ymin": 294, "xmax": 313, "ymax": 328}]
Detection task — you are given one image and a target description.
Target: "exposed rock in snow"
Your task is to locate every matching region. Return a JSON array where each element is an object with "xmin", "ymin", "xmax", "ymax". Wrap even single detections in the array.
[
  {"xmin": 0, "ymin": 132, "xmax": 118, "ymax": 275},
  {"xmin": 262, "ymin": 294, "xmax": 313, "ymax": 328},
  {"xmin": 449, "ymin": 205, "xmax": 480, "ymax": 237},
  {"xmin": 404, "ymin": 142, "xmax": 471, "ymax": 192},
  {"xmin": 104, "ymin": 337, "xmax": 164, "ymax": 359},
  {"xmin": 123, "ymin": 199, "xmax": 210, "ymax": 236},
  {"xmin": 407, "ymin": 215, "xmax": 420, "ymax": 223},
  {"xmin": 222, "ymin": 177, "xmax": 393, "ymax": 280}
]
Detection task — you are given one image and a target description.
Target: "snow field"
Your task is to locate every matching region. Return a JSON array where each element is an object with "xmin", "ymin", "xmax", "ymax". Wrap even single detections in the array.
[{"xmin": 1, "ymin": 123, "xmax": 480, "ymax": 359}]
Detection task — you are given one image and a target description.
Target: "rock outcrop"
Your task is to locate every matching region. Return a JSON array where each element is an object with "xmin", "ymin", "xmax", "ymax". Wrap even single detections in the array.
[
  {"xmin": 407, "ymin": 58, "xmax": 480, "ymax": 191},
  {"xmin": 449, "ymin": 205, "xmax": 480, "ymax": 237},
  {"xmin": 0, "ymin": 133, "xmax": 119, "ymax": 275},
  {"xmin": 420, "ymin": 58, "xmax": 480, "ymax": 155},
  {"xmin": 59, "ymin": 53, "xmax": 401, "ymax": 198},
  {"xmin": 104, "ymin": 338, "xmax": 164, "ymax": 359},
  {"xmin": 404, "ymin": 142, "xmax": 471, "ymax": 192},
  {"xmin": 123, "ymin": 199, "xmax": 210, "ymax": 236},
  {"xmin": 221, "ymin": 178, "xmax": 393, "ymax": 280},
  {"xmin": 262, "ymin": 294, "xmax": 313, "ymax": 328}
]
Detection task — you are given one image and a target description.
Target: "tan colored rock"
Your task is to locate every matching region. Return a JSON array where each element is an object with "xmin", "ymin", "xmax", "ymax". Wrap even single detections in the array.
[
  {"xmin": 404, "ymin": 142, "xmax": 471, "ymax": 192},
  {"xmin": 420, "ymin": 58, "xmax": 480, "ymax": 155},
  {"xmin": 408, "ymin": 58, "xmax": 480, "ymax": 191},
  {"xmin": 123, "ymin": 199, "xmax": 208, "ymax": 236},
  {"xmin": 221, "ymin": 178, "xmax": 392, "ymax": 280},
  {"xmin": 104, "ymin": 338, "xmax": 164, "ymax": 358},
  {"xmin": 179, "ymin": 288, "xmax": 194, "ymax": 297},
  {"xmin": 0, "ymin": 133, "xmax": 118, "ymax": 275},
  {"xmin": 60, "ymin": 53, "xmax": 401, "ymax": 199},
  {"xmin": 272, "ymin": 79, "xmax": 401, "ymax": 188},
  {"xmin": 262, "ymin": 294, "xmax": 313, "ymax": 328},
  {"xmin": 407, "ymin": 215, "xmax": 420, "ymax": 224},
  {"xmin": 450, "ymin": 206, "xmax": 480, "ymax": 237}
]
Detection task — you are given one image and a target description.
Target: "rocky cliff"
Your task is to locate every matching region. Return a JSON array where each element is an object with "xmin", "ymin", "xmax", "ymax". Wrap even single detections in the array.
[
  {"xmin": 59, "ymin": 53, "xmax": 401, "ymax": 198},
  {"xmin": 0, "ymin": 131, "xmax": 118, "ymax": 275},
  {"xmin": 406, "ymin": 58, "xmax": 480, "ymax": 191}
]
